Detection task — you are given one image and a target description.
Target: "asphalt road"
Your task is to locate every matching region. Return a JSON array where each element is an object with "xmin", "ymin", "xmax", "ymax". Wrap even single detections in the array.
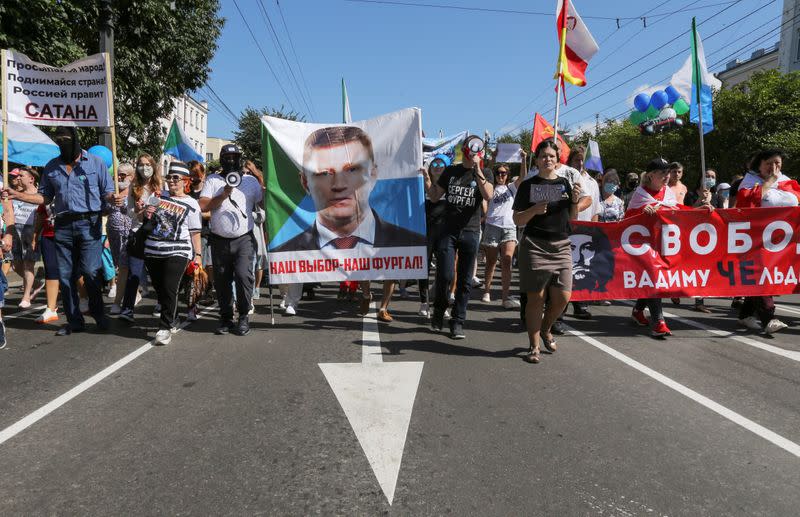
[{"xmin": 0, "ymin": 279, "xmax": 798, "ymax": 516}]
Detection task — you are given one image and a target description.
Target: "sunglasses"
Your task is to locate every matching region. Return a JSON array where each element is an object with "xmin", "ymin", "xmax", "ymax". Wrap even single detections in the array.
[
  {"xmin": 166, "ymin": 175, "xmax": 185, "ymax": 181},
  {"xmin": 431, "ymin": 162, "xmax": 445, "ymax": 169},
  {"xmin": 496, "ymin": 170, "xmax": 509, "ymax": 175}
]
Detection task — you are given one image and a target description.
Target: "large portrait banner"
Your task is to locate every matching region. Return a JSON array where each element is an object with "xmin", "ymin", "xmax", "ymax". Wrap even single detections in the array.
[{"xmin": 262, "ymin": 108, "xmax": 426, "ymax": 283}]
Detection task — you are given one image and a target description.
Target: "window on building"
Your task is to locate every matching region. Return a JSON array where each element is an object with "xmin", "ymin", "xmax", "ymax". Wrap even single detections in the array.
[
  {"xmin": 206, "ymin": 153, "xmax": 213, "ymax": 162},
  {"xmin": 200, "ymin": 114, "xmax": 204, "ymax": 131},
  {"xmin": 189, "ymin": 108, "xmax": 194, "ymax": 127}
]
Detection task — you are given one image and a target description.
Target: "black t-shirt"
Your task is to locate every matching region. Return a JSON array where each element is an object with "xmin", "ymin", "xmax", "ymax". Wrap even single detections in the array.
[
  {"xmin": 437, "ymin": 164, "xmax": 493, "ymax": 233},
  {"xmin": 512, "ymin": 175, "xmax": 573, "ymax": 240}
]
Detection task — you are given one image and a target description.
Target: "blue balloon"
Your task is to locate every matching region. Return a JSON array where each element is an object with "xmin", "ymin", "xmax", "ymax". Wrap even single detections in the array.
[
  {"xmin": 87, "ymin": 145, "xmax": 113, "ymax": 168},
  {"xmin": 665, "ymin": 86, "xmax": 681, "ymax": 105},
  {"xmin": 651, "ymin": 90, "xmax": 669, "ymax": 110},
  {"xmin": 634, "ymin": 93, "xmax": 651, "ymax": 112}
]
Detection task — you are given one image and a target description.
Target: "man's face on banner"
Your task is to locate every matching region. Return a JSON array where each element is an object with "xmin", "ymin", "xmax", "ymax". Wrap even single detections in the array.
[
  {"xmin": 302, "ymin": 140, "xmax": 376, "ymax": 232},
  {"xmin": 571, "ymin": 234, "xmax": 596, "ymax": 288}
]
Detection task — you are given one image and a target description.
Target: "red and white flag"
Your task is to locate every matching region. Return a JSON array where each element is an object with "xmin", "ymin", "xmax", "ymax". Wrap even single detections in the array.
[{"xmin": 555, "ymin": 0, "xmax": 599, "ymax": 87}]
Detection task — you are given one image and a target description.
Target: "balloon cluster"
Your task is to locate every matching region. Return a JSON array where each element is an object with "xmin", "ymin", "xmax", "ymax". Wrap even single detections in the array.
[
  {"xmin": 87, "ymin": 145, "xmax": 115, "ymax": 174},
  {"xmin": 629, "ymin": 86, "xmax": 689, "ymax": 135}
]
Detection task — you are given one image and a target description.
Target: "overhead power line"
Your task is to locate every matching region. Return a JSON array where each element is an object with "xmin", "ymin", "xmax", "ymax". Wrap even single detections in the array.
[
  {"xmin": 275, "ymin": 0, "xmax": 316, "ymax": 119},
  {"xmin": 344, "ymin": 0, "xmax": 740, "ymax": 22},
  {"xmin": 231, "ymin": 0, "xmax": 299, "ymax": 115}
]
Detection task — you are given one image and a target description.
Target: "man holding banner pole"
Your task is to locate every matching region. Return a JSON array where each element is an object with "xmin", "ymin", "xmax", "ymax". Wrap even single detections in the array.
[{"xmin": 6, "ymin": 127, "xmax": 124, "ymax": 335}]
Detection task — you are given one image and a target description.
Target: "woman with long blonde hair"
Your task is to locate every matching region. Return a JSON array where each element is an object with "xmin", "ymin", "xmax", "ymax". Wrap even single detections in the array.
[{"xmin": 119, "ymin": 153, "xmax": 163, "ymax": 322}]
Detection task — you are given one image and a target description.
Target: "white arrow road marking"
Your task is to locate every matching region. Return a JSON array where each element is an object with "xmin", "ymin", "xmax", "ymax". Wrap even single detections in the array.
[{"xmin": 319, "ymin": 302, "xmax": 423, "ymax": 505}]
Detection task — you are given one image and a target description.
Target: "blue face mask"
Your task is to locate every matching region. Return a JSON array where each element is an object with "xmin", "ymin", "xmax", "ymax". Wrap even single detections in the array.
[
  {"xmin": 704, "ymin": 178, "xmax": 716, "ymax": 189},
  {"xmin": 603, "ymin": 183, "xmax": 618, "ymax": 194}
]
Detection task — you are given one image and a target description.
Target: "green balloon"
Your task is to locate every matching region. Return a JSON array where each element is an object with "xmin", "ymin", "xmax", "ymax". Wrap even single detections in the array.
[
  {"xmin": 645, "ymin": 105, "xmax": 659, "ymax": 120},
  {"xmin": 629, "ymin": 111, "xmax": 647, "ymax": 125},
  {"xmin": 674, "ymin": 98, "xmax": 690, "ymax": 115}
]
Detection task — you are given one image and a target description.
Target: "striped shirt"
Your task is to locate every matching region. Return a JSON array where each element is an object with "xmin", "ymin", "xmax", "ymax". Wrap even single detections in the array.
[{"xmin": 144, "ymin": 194, "xmax": 201, "ymax": 260}]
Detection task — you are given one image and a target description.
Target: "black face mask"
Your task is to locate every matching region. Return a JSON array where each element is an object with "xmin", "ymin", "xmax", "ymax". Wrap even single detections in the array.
[
  {"xmin": 54, "ymin": 127, "xmax": 81, "ymax": 164},
  {"xmin": 220, "ymin": 154, "xmax": 240, "ymax": 174}
]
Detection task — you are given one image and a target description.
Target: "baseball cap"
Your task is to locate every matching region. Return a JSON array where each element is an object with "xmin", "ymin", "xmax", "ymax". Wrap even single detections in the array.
[{"xmin": 9, "ymin": 168, "xmax": 22, "ymax": 177}]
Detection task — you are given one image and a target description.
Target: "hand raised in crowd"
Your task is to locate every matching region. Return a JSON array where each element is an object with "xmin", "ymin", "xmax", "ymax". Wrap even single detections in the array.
[
  {"xmin": 571, "ymin": 182, "xmax": 583, "ymax": 203},
  {"xmin": 530, "ymin": 201, "xmax": 549, "ymax": 216},
  {"xmin": 110, "ymin": 193, "xmax": 125, "ymax": 207},
  {"xmin": 643, "ymin": 204, "xmax": 659, "ymax": 215}
]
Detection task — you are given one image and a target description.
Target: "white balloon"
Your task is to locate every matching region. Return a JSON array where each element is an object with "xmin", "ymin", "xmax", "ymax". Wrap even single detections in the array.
[{"xmin": 659, "ymin": 107, "xmax": 677, "ymax": 120}]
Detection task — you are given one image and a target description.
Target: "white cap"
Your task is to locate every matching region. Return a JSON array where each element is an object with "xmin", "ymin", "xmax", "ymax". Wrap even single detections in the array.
[{"xmin": 718, "ymin": 182, "xmax": 731, "ymax": 190}]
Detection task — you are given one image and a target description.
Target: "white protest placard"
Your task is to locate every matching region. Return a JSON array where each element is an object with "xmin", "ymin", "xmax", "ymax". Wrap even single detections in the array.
[
  {"xmin": 495, "ymin": 143, "xmax": 522, "ymax": 163},
  {"xmin": 2, "ymin": 50, "xmax": 111, "ymax": 127}
]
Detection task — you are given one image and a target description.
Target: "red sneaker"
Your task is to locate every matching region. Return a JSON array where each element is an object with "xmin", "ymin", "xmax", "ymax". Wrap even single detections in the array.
[
  {"xmin": 651, "ymin": 320, "xmax": 671, "ymax": 337},
  {"xmin": 631, "ymin": 309, "xmax": 649, "ymax": 327}
]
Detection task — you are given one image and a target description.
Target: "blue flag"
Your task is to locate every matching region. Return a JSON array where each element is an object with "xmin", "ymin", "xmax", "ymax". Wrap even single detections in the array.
[{"xmin": 163, "ymin": 119, "xmax": 204, "ymax": 162}]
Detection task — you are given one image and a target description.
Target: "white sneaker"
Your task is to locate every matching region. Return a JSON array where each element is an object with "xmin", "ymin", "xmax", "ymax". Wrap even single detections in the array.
[
  {"xmin": 764, "ymin": 318, "xmax": 788, "ymax": 335},
  {"xmin": 109, "ymin": 303, "xmax": 121, "ymax": 315},
  {"xmin": 154, "ymin": 329, "xmax": 172, "ymax": 345},
  {"xmin": 502, "ymin": 298, "xmax": 521, "ymax": 309},
  {"xmin": 252, "ymin": 287, "xmax": 261, "ymax": 300},
  {"xmin": 471, "ymin": 276, "xmax": 483, "ymax": 288},
  {"xmin": 418, "ymin": 302, "xmax": 430, "ymax": 318},
  {"xmin": 448, "ymin": 293, "xmax": 455, "ymax": 305},
  {"xmin": 481, "ymin": 293, "xmax": 491, "ymax": 303},
  {"xmin": 248, "ymin": 305, "xmax": 255, "ymax": 315},
  {"xmin": 153, "ymin": 304, "xmax": 161, "ymax": 317},
  {"xmin": 135, "ymin": 291, "xmax": 142, "ymax": 306},
  {"xmin": 170, "ymin": 326, "xmax": 180, "ymax": 334},
  {"xmin": 18, "ymin": 299, "xmax": 31, "ymax": 309},
  {"xmin": 279, "ymin": 297, "xmax": 287, "ymax": 310},
  {"xmin": 79, "ymin": 299, "xmax": 89, "ymax": 314},
  {"xmin": 738, "ymin": 316, "xmax": 762, "ymax": 331},
  {"xmin": 108, "ymin": 284, "xmax": 117, "ymax": 299},
  {"xmin": 284, "ymin": 305, "xmax": 296, "ymax": 316},
  {"xmin": 35, "ymin": 308, "xmax": 59, "ymax": 324},
  {"xmin": 444, "ymin": 307, "xmax": 451, "ymax": 319},
  {"xmin": 187, "ymin": 307, "xmax": 199, "ymax": 321}
]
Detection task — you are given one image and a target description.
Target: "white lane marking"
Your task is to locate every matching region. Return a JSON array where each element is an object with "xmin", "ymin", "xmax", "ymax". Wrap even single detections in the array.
[
  {"xmin": 361, "ymin": 302, "xmax": 383, "ymax": 365},
  {"xmin": 0, "ymin": 305, "xmax": 217, "ymax": 446},
  {"xmin": 619, "ymin": 301, "xmax": 800, "ymax": 362},
  {"xmin": 319, "ymin": 301, "xmax": 423, "ymax": 505},
  {"xmin": 775, "ymin": 303, "xmax": 800, "ymax": 317},
  {"xmin": 565, "ymin": 325, "xmax": 800, "ymax": 458}
]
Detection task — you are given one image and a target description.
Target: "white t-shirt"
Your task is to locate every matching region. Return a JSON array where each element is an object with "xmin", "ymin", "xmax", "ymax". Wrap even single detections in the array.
[
  {"xmin": 576, "ymin": 170, "xmax": 600, "ymax": 222},
  {"xmin": 12, "ymin": 199, "xmax": 37, "ymax": 226},
  {"xmin": 200, "ymin": 174, "xmax": 263, "ymax": 238},
  {"xmin": 485, "ymin": 183, "xmax": 518, "ymax": 229},
  {"xmin": 144, "ymin": 194, "xmax": 202, "ymax": 260}
]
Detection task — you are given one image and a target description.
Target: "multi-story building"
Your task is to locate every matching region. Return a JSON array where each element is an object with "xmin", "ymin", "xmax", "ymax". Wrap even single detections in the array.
[
  {"xmin": 159, "ymin": 94, "xmax": 209, "ymax": 158},
  {"xmin": 717, "ymin": 44, "xmax": 780, "ymax": 89},
  {"xmin": 779, "ymin": 0, "xmax": 800, "ymax": 73},
  {"xmin": 206, "ymin": 136, "xmax": 234, "ymax": 163}
]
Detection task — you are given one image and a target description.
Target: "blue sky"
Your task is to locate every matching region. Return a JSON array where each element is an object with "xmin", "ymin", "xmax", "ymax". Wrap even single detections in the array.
[{"xmin": 202, "ymin": 0, "xmax": 783, "ymax": 140}]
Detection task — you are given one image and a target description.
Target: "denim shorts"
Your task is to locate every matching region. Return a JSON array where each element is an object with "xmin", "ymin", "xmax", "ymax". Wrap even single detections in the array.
[{"xmin": 481, "ymin": 224, "xmax": 517, "ymax": 247}]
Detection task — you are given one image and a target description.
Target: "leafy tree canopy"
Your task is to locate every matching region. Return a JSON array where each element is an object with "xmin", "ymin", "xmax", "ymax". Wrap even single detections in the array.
[{"xmin": 234, "ymin": 106, "xmax": 304, "ymax": 170}]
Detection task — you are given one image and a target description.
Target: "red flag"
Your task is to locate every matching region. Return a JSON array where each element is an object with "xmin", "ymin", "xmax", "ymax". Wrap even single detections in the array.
[
  {"xmin": 555, "ymin": 0, "xmax": 599, "ymax": 87},
  {"xmin": 531, "ymin": 113, "xmax": 570, "ymax": 164}
]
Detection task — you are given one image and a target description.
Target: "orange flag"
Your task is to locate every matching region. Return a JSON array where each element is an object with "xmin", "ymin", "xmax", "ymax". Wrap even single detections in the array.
[{"xmin": 531, "ymin": 113, "xmax": 570, "ymax": 164}]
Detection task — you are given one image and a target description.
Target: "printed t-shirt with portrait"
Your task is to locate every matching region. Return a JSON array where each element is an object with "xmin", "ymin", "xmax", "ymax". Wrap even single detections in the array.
[
  {"xmin": 144, "ymin": 194, "xmax": 202, "ymax": 260},
  {"xmin": 485, "ymin": 183, "xmax": 518, "ymax": 229},
  {"xmin": 436, "ymin": 165, "xmax": 494, "ymax": 233},
  {"xmin": 200, "ymin": 174, "xmax": 263, "ymax": 238},
  {"xmin": 513, "ymin": 175, "xmax": 573, "ymax": 241},
  {"xmin": 12, "ymin": 200, "xmax": 37, "ymax": 226}
]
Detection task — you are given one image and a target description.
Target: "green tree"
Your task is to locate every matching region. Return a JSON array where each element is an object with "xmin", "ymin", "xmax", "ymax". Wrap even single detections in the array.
[
  {"xmin": 234, "ymin": 106, "xmax": 304, "ymax": 169},
  {"xmin": 0, "ymin": 0, "xmax": 223, "ymax": 159}
]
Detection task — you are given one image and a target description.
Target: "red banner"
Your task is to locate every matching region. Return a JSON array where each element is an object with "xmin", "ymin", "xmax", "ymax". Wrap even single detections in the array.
[{"xmin": 569, "ymin": 207, "xmax": 800, "ymax": 301}]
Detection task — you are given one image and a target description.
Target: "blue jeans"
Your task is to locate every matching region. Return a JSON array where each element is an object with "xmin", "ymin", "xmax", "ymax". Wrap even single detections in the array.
[
  {"xmin": 0, "ymin": 265, "xmax": 7, "ymax": 308},
  {"xmin": 54, "ymin": 214, "xmax": 105, "ymax": 328},
  {"xmin": 121, "ymin": 255, "xmax": 147, "ymax": 311},
  {"xmin": 433, "ymin": 229, "xmax": 481, "ymax": 324}
]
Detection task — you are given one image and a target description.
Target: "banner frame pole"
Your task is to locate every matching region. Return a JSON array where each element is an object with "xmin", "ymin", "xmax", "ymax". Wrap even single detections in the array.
[
  {"xmin": 691, "ymin": 18, "xmax": 707, "ymax": 188},
  {"xmin": 103, "ymin": 52, "xmax": 119, "ymax": 194},
  {"xmin": 2, "ymin": 49, "xmax": 8, "ymax": 188}
]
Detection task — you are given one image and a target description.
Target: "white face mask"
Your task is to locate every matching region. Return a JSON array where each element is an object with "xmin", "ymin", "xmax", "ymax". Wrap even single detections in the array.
[
  {"xmin": 137, "ymin": 164, "xmax": 154, "ymax": 178},
  {"xmin": 118, "ymin": 180, "xmax": 131, "ymax": 190}
]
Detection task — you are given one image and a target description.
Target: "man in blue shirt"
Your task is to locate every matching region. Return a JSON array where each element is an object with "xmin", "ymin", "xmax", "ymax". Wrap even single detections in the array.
[{"xmin": 6, "ymin": 127, "xmax": 124, "ymax": 335}]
